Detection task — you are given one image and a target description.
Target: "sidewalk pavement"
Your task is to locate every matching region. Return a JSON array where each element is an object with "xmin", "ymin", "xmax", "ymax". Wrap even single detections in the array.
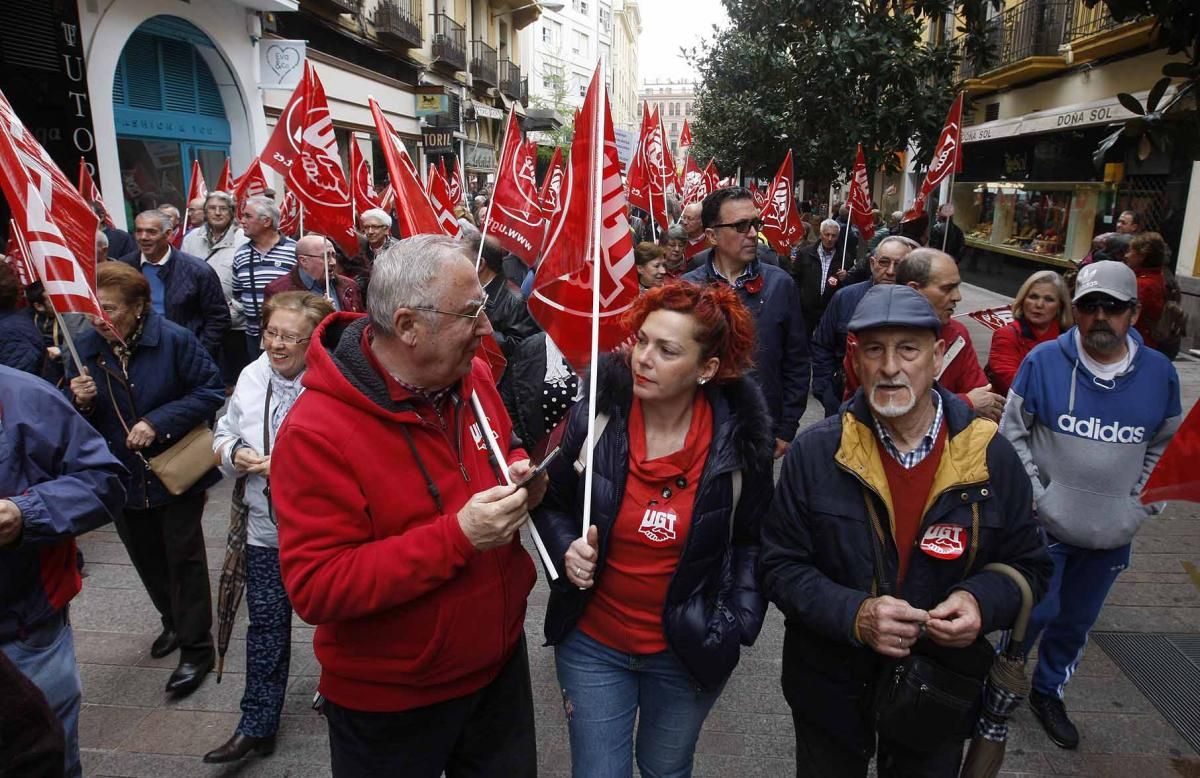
[{"xmin": 73, "ymin": 283, "xmax": 1200, "ymax": 777}]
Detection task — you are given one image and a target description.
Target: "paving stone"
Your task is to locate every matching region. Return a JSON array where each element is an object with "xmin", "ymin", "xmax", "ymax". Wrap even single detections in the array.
[
  {"xmin": 78, "ymin": 703, "xmax": 153, "ymax": 750},
  {"xmin": 75, "ymin": 630, "xmax": 151, "ymax": 667}
]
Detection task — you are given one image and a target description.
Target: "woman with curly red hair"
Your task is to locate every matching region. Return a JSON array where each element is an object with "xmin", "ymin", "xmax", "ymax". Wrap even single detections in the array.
[{"xmin": 533, "ymin": 280, "xmax": 774, "ymax": 777}]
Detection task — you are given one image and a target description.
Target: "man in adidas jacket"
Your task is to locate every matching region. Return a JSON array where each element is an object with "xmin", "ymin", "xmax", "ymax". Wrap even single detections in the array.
[{"xmin": 1001, "ymin": 260, "xmax": 1181, "ymax": 751}]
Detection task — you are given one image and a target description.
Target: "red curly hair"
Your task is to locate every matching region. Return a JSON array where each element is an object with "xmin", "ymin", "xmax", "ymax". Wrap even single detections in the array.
[{"xmin": 623, "ymin": 280, "xmax": 756, "ymax": 381}]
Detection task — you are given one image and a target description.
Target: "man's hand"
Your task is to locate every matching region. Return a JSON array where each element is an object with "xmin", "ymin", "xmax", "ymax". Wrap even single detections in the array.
[
  {"xmin": 565, "ymin": 525, "xmax": 599, "ymax": 589},
  {"xmin": 925, "ymin": 590, "xmax": 982, "ymax": 648},
  {"xmin": 774, "ymin": 438, "xmax": 790, "ymax": 459},
  {"xmin": 508, "ymin": 459, "xmax": 548, "ymax": 510},
  {"xmin": 234, "ymin": 447, "xmax": 271, "ymax": 476},
  {"xmin": 834, "ymin": 268, "xmax": 849, "ymax": 282},
  {"xmin": 126, "ymin": 420, "xmax": 157, "ymax": 451},
  {"xmin": 855, "ymin": 595, "xmax": 930, "ymax": 658},
  {"xmin": 456, "ymin": 484, "xmax": 529, "ymax": 551},
  {"xmin": 70, "ymin": 369, "xmax": 97, "ymax": 409},
  {"xmin": 0, "ymin": 500, "xmax": 22, "ymax": 546},
  {"xmin": 967, "ymin": 383, "xmax": 1005, "ymax": 422}
]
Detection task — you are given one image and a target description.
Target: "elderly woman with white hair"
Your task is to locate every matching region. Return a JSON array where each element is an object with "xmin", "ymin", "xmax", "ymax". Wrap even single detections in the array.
[{"xmin": 345, "ymin": 208, "xmax": 396, "ymax": 299}]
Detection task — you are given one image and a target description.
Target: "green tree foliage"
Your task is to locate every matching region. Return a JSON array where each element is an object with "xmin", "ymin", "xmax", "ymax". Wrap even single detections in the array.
[{"xmin": 690, "ymin": 0, "xmax": 986, "ymax": 183}]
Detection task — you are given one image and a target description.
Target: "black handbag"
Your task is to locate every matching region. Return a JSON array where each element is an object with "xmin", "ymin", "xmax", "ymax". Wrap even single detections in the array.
[{"xmin": 861, "ymin": 488, "xmax": 988, "ymax": 753}]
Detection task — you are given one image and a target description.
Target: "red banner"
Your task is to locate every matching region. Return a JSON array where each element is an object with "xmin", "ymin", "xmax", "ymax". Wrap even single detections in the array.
[
  {"xmin": 484, "ymin": 108, "xmax": 545, "ymax": 266},
  {"xmin": 349, "ymin": 139, "xmax": 380, "ymax": 218},
  {"xmin": 186, "ymin": 158, "xmax": 208, "ymax": 206},
  {"xmin": 426, "ymin": 164, "xmax": 461, "ymax": 237},
  {"xmin": 368, "ymin": 98, "xmax": 445, "ymax": 238},
  {"xmin": 539, "ymin": 146, "xmax": 566, "ymax": 220},
  {"xmin": 76, "ymin": 158, "xmax": 112, "ymax": 228},
  {"xmin": 847, "ymin": 144, "xmax": 876, "ymax": 241},
  {"xmin": 680, "ymin": 155, "xmax": 709, "ymax": 207},
  {"xmin": 678, "ymin": 118, "xmax": 693, "ymax": 150},
  {"xmin": 234, "ymin": 159, "xmax": 270, "ymax": 205},
  {"xmin": 1141, "ymin": 401, "xmax": 1200, "ymax": 504},
  {"xmin": 961, "ymin": 305, "xmax": 1014, "ymax": 332},
  {"xmin": 278, "ymin": 189, "xmax": 302, "ymax": 237},
  {"xmin": 759, "ymin": 150, "xmax": 804, "ymax": 255},
  {"xmin": 749, "ymin": 182, "xmax": 765, "ymax": 210},
  {"xmin": 904, "ymin": 93, "xmax": 964, "ymax": 222},
  {"xmin": 282, "ymin": 63, "xmax": 357, "ymax": 255},
  {"xmin": 0, "ymin": 92, "xmax": 104, "ymax": 318},
  {"xmin": 215, "ymin": 158, "xmax": 234, "ymax": 194},
  {"xmin": 4, "ymin": 224, "xmax": 34, "ymax": 287},
  {"xmin": 527, "ymin": 66, "xmax": 638, "ymax": 374}
]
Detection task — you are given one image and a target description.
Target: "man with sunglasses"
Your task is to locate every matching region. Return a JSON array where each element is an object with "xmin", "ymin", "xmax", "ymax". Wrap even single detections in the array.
[
  {"xmin": 1001, "ymin": 260, "xmax": 1181, "ymax": 751},
  {"xmin": 683, "ymin": 187, "xmax": 809, "ymax": 459}
]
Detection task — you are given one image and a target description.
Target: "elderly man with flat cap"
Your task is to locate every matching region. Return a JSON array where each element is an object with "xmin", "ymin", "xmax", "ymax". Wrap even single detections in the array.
[{"xmin": 761, "ymin": 284, "xmax": 1050, "ymax": 777}]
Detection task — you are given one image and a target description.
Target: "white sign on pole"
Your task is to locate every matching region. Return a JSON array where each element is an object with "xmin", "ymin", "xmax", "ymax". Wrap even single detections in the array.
[
  {"xmin": 614, "ymin": 128, "xmax": 636, "ymax": 174},
  {"xmin": 259, "ymin": 40, "xmax": 306, "ymax": 90}
]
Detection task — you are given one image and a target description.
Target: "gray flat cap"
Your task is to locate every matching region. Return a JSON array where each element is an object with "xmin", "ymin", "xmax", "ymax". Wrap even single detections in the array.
[{"xmin": 848, "ymin": 284, "xmax": 941, "ymax": 335}]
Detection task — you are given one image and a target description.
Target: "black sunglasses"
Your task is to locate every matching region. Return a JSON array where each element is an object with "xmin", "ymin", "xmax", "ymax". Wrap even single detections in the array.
[
  {"xmin": 1075, "ymin": 296, "xmax": 1135, "ymax": 314},
  {"xmin": 711, "ymin": 217, "xmax": 765, "ymax": 234}
]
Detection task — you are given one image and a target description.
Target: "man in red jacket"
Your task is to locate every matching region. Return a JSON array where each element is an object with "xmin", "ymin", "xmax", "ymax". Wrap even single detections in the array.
[
  {"xmin": 271, "ymin": 234, "xmax": 545, "ymax": 776},
  {"xmin": 844, "ymin": 248, "xmax": 1004, "ymax": 421}
]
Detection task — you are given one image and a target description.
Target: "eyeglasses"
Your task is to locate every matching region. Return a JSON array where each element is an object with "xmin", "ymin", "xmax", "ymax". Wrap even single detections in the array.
[
  {"xmin": 297, "ymin": 253, "xmax": 335, "ymax": 260},
  {"xmin": 362, "ymin": 224, "xmax": 389, "ymax": 231},
  {"xmin": 710, "ymin": 217, "xmax": 764, "ymax": 234},
  {"xmin": 262, "ymin": 328, "xmax": 312, "ymax": 345},
  {"xmin": 1075, "ymin": 297, "xmax": 1135, "ymax": 315},
  {"xmin": 412, "ymin": 292, "xmax": 489, "ymax": 321},
  {"xmin": 205, "ymin": 205, "xmax": 231, "ymax": 213}
]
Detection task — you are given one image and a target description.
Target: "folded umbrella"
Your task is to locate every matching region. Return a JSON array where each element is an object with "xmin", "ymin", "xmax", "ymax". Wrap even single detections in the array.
[
  {"xmin": 960, "ymin": 563, "xmax": 1035, "ymax": 778},
  {"xmin": 214, "ymin": 477, "xmax": 249, "ymax": 682}
]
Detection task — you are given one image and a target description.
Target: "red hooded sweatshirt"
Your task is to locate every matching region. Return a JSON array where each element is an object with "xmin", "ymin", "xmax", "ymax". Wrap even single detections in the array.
[{"xmin": 272, "ymin": 313, "xmax": 536, "ymax": 713}]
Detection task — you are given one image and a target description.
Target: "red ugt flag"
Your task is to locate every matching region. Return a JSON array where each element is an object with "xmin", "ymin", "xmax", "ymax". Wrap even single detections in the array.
[
  {"xmin": 278, "ymin": 189, "xmax": 302, "ymax": 238},
  {"xmin": 234, "ymin": 159, "xmax": 270, "ymax": 205},
  {"xmin": 426, "ymin": 164, "xmax": 461, "ymax": 237},
  {"xmin": 625, "ymin": 103, "xmax": 653, "ymax": 213},
  {"xmin": 0, "ymin": 92, "xmax": 104, "ymax": 318},
  {"xmin": 539, "ymin": 146, "xmax": 566, "ymax": 221},
  {"xmin": 369, "ymin": 98, "xmax": 445, "ymax": 238},
  {"xmin": 348, "ymin": 138, "xmax": 380, "ymax": 217},
  {"xmin": 77, "ymin": 158, "xmax": 113, "ymax": 228},
  {"xmin": 680, "ymin": 155, "xmax": 708, "ymax": 207},
  {"xmin": 527, "ymin": 66, "xmax": 639, "ymax": 373},
  {"xmin": 904, "ymin": 93, "xmax": 963, "ymax": 222},
  {"xmin": 186, "ymin": 158, "xmax": 208, "ymax": 206},
  {"xmin": 847, "ymin": 144, "xmax": 876, "ymax": 241},
  {"xmin": 484, "ymin": 107, "xmax": 545, "ymax": 266},
  {"xmin": 215, "ymin": 158, "xmax": 234, "ymax": 194},
  {"xmin": 678, "ymin": 118, "xmax": 693, "ymax": 151},
  {"xmin": 759, "ymin": 150, "xmax": 804, "ymax": 255}
]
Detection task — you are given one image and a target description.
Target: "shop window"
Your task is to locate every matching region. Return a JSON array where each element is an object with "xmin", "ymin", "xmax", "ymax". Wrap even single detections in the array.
[{"xmin": 984, "ymin": 103, "xmax": 1000, "ymax": 122}]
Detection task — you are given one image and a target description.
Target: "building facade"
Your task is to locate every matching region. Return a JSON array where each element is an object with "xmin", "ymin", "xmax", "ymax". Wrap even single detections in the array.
[
  {"xmin": 919, "ymin": 0, "xmax": 1198, "ymax": 326},
  {"xmin": 517, "ymin": 0, "xmax": 639, "ymax": 135},
  {"xmin": 62, "ymin": 0, "xmax": 537, "ymax": 230},
  {"xmin": 638, "ymin": 80, "xmax": 695, "ymax": 155}
]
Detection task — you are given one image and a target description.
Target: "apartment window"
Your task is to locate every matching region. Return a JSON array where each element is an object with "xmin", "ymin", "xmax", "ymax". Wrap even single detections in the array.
[
  {"xmin": 599, "ymin": 6, "xmax": 611, "ymax": 32},
  {"xmin": 671, "ymin": 122, "xmax": 677, "ymax": 134},
  {"xmin": 542, "ymin": 20, "xmax": 561, "ymax": 46},
  {"xmin": 572, "ymin": 0, "xmax": 589, "ymax": 13},
  {"xmin": 574, "ymin": 30, "xmax": 588, "ymax": 57}
]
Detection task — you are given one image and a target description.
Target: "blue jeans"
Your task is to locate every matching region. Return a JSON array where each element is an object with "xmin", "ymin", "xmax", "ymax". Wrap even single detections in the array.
[
  {"xmin": 1022, "ymin": 539, "xmax": 1131, "ymax": 698},
  {"xmin": 238, "ymin": 545, "xmax": 292, "ymax": 738},
  {"xmin": 554, "ymin": 629, "xmax": 724, "ymax": 778},
  {"xmin": 1, "ymin": 611, "xmax": 82, "ymax": 778}
]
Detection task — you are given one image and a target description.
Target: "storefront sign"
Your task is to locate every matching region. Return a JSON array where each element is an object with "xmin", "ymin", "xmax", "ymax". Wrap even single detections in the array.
[
  {"xmin": 962, "ymin": 118, "xmax": 1021, "ymax": 144},
  {"xmin": 259, "ymin": 40, "xmax": 306, "ymax": 90},
  {"xmin": 423, "ymin": 130, "xmax": 454, "ymax": 152},
  {"xmin": 0, "ymin": 1, "xmax": 99, "ymax": 180},
  {"xmin": 416, "ymin": 94, "xmax": 449, "ymax": 116},
  {"xmin": 464, "ymin": 145, "xmax": 495, "ymax": 170},
  {"xmin": 471, "ymin": 101, "xmax": 504, "ymax": 120},
  {"xmin": 115, "ymin": 108, "xmax": 232, "ymax": 144},
  {"xmin": 963, "ymin": 87, "xmax": 1177, "ymax": 144}
]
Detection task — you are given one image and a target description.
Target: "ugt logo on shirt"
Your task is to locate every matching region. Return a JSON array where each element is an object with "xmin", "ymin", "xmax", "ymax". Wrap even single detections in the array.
[{"xmin": 639, "ymin": 506, "xmax": 678, "ymax": 543}]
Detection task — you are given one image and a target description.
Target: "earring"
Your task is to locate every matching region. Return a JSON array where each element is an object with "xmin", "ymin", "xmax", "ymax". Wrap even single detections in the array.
[{"xmin": 697, "ymin": 377, "xmax": 707, "ymax": 385}]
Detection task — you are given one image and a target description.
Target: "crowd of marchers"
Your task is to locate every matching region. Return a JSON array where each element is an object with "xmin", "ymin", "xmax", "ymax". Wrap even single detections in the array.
[{"xmin": 0, "ymin": 182, "xmax": 1182, "ymax": 778}]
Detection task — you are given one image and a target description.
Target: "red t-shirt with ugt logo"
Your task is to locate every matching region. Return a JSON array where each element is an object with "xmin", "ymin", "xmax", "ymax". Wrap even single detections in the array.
[{"xmin": 577, "ymin": 393, "xmax": 713, "ymax": 654}]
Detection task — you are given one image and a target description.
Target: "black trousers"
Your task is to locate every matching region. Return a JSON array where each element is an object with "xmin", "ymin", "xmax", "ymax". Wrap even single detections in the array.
[
  {"xmin": 114, "ymin": 492, "xmax": 214, "ymax": 663},
  {"xmin": 793, "ymin": 715, "xmax": 963, "ymax": 778},
  {"xmin": 218, "ymin": 328, "xmax": 251, "ymax": 389},
  {"xmin": 324, "ymin": 637, "xmax": 537, "ymax": 778}
]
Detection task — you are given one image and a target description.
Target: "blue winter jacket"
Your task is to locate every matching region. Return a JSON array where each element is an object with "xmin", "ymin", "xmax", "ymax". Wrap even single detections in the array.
[
  {"xmin": 811, "ymin": 278, "xmax": 874, "ymax": 416},
  {"xmin": 761, "ymin": 385, "xmax": 1052, "ymax": 756},
  {"xmin": 533, "ymin": 354, "xmax": 776, "ymax": 690},
  {"xmin": 66, "ymin": 312, "xmax": 225, "ymax": 509},
  {"xmin": 117, "ymin": 247, "xmax": 231, "ymax": 355},
  {"xmin": 682, "ymin": 257, "xmax": 810, "ymax": 442},
  {"xmin": 0, "ymin": 365, "xmax": 126, "ymax": 642},
  {"xmin": 0, "ymin": 309, "xmax": 45, "ymax": 377}
]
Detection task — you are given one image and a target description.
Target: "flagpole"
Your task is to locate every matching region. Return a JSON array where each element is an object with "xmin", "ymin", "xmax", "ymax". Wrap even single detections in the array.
[
  {"xmin": 581, "ymin": 65, "xmax": 605, "ymax": 538},
  {"xmin": 477, "ymin": 108, "xmax": 513, "ymax": 271},
  {"xmin": 468, "ymin": 391, "xmax": 558, "ymax": 581},
  {"xmin": 941, "ymin": 171, "xmax": 955, "ymax": 253},
  {"xmin": 840, "ymin": 201, "xmax": 852, "ymax": 271},
  {"xmin": 322, "ymin": 235, "xmax": 333, "ymax": 304}
]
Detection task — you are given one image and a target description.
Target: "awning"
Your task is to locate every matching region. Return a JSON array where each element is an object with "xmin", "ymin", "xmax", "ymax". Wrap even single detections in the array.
[
  {"xmin": 522, "ymin": 108, "xmax": 563, "ymax": 132},
  {"xmin": 498, "ymin": 93, "xmax": 526, "ymax": 118},
  {"xmin": 963, "ymin": 86, "xmax": 1179, "ymax": 144}
]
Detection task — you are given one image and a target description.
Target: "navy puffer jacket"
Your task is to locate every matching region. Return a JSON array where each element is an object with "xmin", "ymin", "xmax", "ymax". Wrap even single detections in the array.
[
  {"xmin": 0, "ymin": 309, "xmax": 45, "ymax": 376},
  {"xmin": 533, "ymin": 354, "xmax": 775, "ymax": 690},
  {"xmin": 66, "ymin": 312, "xmax": 225, "ymax": 508},
  {"xmin": 117, "ymin": 248, "xmax": 231, "ymax": 355}
]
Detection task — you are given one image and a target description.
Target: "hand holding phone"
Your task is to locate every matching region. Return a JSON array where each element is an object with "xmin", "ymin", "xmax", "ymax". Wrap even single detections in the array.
[{"xmin": 513, "ymin": 447, "xmax": 562, "ymax": 489}]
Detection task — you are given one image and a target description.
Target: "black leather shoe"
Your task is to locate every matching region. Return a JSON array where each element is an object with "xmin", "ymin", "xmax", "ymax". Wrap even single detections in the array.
[
  {"xmin": 202, "ymin": 732, "xmax": 276, "ymax": 763},
  {"xmin": 165, "ymin": 655, "xmax": 213, "ymax": 696},
  {"xmin": 149, "ymin": 629, "xmax": 179, "ymax": 659},
  {"xmin": 1029, "ymin": 689, "xmax": 1080, "ymax": 749}
]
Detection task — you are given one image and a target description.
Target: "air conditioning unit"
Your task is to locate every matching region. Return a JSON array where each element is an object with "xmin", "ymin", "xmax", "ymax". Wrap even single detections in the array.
[{"xmin": 464, "ymin": 72, "xmax": 475, "ymax": 88}]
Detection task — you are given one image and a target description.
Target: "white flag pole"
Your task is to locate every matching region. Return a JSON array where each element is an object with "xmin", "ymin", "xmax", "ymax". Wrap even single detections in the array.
[
  {"xmin": 941, "ymin": 172, "xmax": 955, "ymax": 253},
  {"xmin": 468, "ymin": 391, "xmax": 558, "ymax": 580},
  {"xmin": 581, "ymin": 64, "xmax": 605, "ymax": 538},
  {"xmin": 322, "ymin": 235, "xmax": 333, "ymax": 304},
  {"xmin": 11, "ymin": 221, "xmax": 85, "ymax": 377},
  {"xmin": 840, "ymin": 200, "xmax": 852, "ymax": 271}
]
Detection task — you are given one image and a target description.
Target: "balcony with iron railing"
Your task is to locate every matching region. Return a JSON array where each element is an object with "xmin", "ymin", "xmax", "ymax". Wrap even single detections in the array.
[
  {"xmin": 372, "ymin": 0, "xmax": 422, "ymax": 49},
  {"xmin": 304, "ymin": 0, "xmax": 362, "ymax": 15},
  {"xmin": 431, "ymin": 12, "xmax": 466, "ymax": 72},
  {"xmin": 470, "ymin": 40, "xmax": 498, "ymax": 87},
  {"xmin": 499, "ymin": 59, "xmax": 522, "ymax": 100},
  {"xmin": 954, "ymin": 0, "xmax": 1153, "ymax": 91}
]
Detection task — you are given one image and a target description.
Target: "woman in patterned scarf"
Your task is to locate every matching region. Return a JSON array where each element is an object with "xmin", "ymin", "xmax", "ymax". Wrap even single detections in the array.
[{"xmin": 205, "ymin": 291, "xmax": 334, "ymax": 764}]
